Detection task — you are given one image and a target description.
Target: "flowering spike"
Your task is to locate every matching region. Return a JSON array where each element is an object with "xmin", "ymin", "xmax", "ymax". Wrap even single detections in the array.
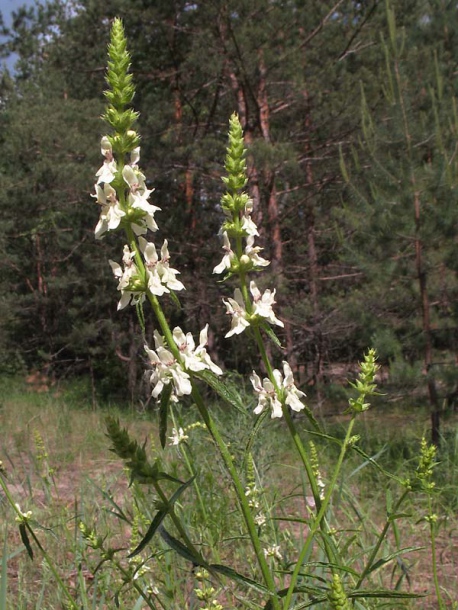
[
  {"xmin": 94, "ymin": 20, "xmax": 160, "ymax": 239},
  {"xmin": 102, "ymin": 18, "xmax": 139, "ymax": 147},
  {"xmin": 223, "ymin": 113, "xmax": 248, "ymax": 194},
  {"xmin": 346, "ymin": 348, "xmax": 379, "ymax": 414},
  {"xmin": 328, "ymin": 574, "xmax": 352, "ymax": 610}
]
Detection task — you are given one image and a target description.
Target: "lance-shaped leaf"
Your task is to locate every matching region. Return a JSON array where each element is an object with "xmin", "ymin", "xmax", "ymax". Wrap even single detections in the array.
[
  {"xmin": 195, "ymin": 369, "xmax": 246, "ymax": 415},
  {"xmin": 159, "ymin": 383, "xmax": 172, "ymax": 449},
  {"xmin": 128, "ymin": 475, "xmax": 196, "ymax": 558},
  {"xmin": 159, "ymin": 526, "xmax": 209, "ymax": 568},
  {"xmin": 19, "ymin": 524, "xmax": 33, "ymax": 560}
]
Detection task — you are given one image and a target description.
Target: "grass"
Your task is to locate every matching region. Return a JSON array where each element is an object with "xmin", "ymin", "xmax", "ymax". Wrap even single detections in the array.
[{"xmin": 0, "ymin": 375, "xmax": 457, "ymax": 608}]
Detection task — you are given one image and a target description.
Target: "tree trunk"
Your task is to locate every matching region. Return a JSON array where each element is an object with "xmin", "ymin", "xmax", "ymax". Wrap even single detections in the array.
[
  {"xmin": 414, "ymin": 189, "xmax": 441, "ymax": 445},
  {"xmin": 303, "ymin": 90, "xmax": 324, "ymax": 405}
]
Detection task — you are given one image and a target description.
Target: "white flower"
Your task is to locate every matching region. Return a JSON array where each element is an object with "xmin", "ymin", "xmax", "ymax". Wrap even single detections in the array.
[
  {"xmin": 282, "ymin": 361, "xmax": 306, "ymax": 412},
  {"xmin": 213, "ymin": 232, "xmax": 234, "ymax": 274},
  {"xmin": 132, "ymin": 564, "xmax": 152, "ymax": 580},
  {"xmin": 250, "ymin": 281, "xmax": 284, "ymax": 328},
  {"xmin": 243, "ymin": 236, "xmax": 270, "ymax": 268},
  {"xmin": 139, "ymin": 237, "xmax": 185, "ymax": 295},
  {"xmin": 95, "ymin": 136, "xmax": 117, "ymax": 184},
  {"xmin": 255, "ymin": 513, "xmax": 267, "ymax": 527},
  {"xmin": 241, "ymin": 199, "xmax": 259, "ymax": 236},
  {"xmin": 144, "ymin": 332, "xmax": 192, "ymax": 401},
  {"xmin": 172, "ymin": 325, "xmax": 223, "ymax": 375},
  {"xmin": 264, "ymin": 545, "xmax": 282, "ymax": 561},
  {"xmin": 93, "ymin": 182, "xmax": 125, "ymax": 239},
  {"xmin": 169, "ymin": 427, "xmax": 189, "ymax": 446},
  {"xmin": 15, "ymin": 503, "xmax": 32, "ymax": 523},
  {"xmin": 223, "ymin": 283, "xmax": 283, "ymax": 338},
  {"xmin": 250, "ymin": 362, "xmax": 305, "ymax": 418},
  {"xmin": 109, "ymin": 245, "xmax": 143, "ymax": 310},
  {"xmin": 251, "ymin": 371, "xmax": 283, "ymax": 418},
  {"xmin": 130, "ymin": 146, "xmax": 140, "ymax": 167},
  {"xmin": 123, "ymin": 162, "xmax": 161, "ymax": 235},
  {"xmin": 223, "ymin": 289, "xmax": 250, "ymax": 337}
]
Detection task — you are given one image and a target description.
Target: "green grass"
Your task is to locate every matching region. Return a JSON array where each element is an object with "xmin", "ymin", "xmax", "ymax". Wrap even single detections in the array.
[{"xmin": 0, "ymin": 376, "xmax": 457, "ymax": 609}]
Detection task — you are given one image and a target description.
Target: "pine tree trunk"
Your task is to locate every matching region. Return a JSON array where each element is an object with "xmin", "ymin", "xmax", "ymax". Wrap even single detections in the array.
[
  {"xmin": 414, "ymin": 189, "xmax": 441, "ymax": 445},
  {"xmin": 303, "ymin": 91, "xmax": 323, "ymax": 405}
]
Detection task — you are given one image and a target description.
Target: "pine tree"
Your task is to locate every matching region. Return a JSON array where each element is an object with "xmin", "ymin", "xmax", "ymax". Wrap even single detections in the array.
[{"xmin": 340, "ymin": 0, "xmax": 458, "ymax": 442}]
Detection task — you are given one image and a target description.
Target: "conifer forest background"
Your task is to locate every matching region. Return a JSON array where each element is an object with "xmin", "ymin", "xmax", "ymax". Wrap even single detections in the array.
[{"xmin": 1, "ymin": 0, "xmax": 458, "ymax": 440}]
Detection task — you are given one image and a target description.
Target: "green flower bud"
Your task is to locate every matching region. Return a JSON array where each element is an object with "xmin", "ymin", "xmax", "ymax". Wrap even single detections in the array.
[{"xmin": 328, "ymin": 574, "xmax": 352, "ymax": 610}]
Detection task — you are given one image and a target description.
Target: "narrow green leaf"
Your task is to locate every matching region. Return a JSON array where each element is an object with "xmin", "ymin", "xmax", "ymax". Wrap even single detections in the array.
[
  {"xmin": 156, "ymin": 471, "xmax": 185, "ymax": 484},
  {"xmin": 168, "ymin": 289, "xmax": 182, "ymax": 310},
  {"xmin": 159, "ymin": 384, "xmax": 172, "ymax": 449},
  {"xmin": 261, "ymin": 323, "xmax": 283, "ymax": 348},
  {"xmin": 351, "ymin": 589, "xmax": 425, "ymax": 599},
  {"xmin": 19, "ymin": 524, "xmax": 33, "ymax": 561},
  {"xmin": 128, "ymin": 507, "xmax": 168, "ymax": 558},
  {"xmin": 297, "ymin": 401, "xmax": 322, "ymax": 432},
  {"xmin": 168, "ymin": 474, "xmax": 196, "ymax": 505},
  {"xmin": 366, "ymin": 547, "xmax": 424, "ymax": 575},
  {"xmin": 264, "ymin": 585, "xmax": 326, "ymax": 610},
  {"xmin": 195, "ymin": 369, "xmax": 246, "ymax": 415},
  {"xmin": 388, "ymin": 512, "xmax": 412, "ymax": 522},
  {"xmin": 88, "ymin": 478, "xmax": 130, "ymax": 524},
  {"xmin": 286, "ymin": 588, "xmax": 425, "ymax": 610},
  {"xmin": 243, "ymin": 410, "xmax": 269, "ymax": 470},
  {"xmin": 129, "ymin": 476, "xmax": 195, "ymax": 557},
  {"xmin": 159, "ymin": 526, "xmax": 208, "ymax": 567},
  {"xmin": 211, "ymin": 564, "xmax": 269, "ymax": 596}
]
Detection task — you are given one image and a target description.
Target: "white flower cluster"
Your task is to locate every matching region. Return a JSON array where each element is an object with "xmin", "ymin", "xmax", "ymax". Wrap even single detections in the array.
[
  {"xmin": 213, "ymin": 195, "xmax": 284, "ymax": 343},
  {"xmin": 250, "ymin": 362, "xmax": 306, "ymax": 419},
  {"xmin": 213, "ymin": 194, "xmax": 269, "ymax": 275},
  {"xmin": 139, "ymin": 236, "xmax": 184, "ymax": 294},
  {"xmin": 223, "ymin": 281, "xmax": 284, "ymax": 338},
  {"xmin": 145, "ymin": 325, "xmax": 222, "ymax": 402},
  {"xmin": 94, "ymin": 138, "xmax": 186, "ymax": 309},
  {"xmin": 108, "ymin": 237, "xmax": 185, "ymax": 310},
  {"xmin": 94, "ymin": 136, "xmax": 222, "ymax": 402},
  {"xmin": 213, "ymin": 233, "xmax": 269, "ymax": 275},
  {"xmin": 109, "ymin": 245, "xmax": 142, "ymax": 310},
  {"xmin": 94, "ymin": 139, "xmax": 160, "ymax": 239}
]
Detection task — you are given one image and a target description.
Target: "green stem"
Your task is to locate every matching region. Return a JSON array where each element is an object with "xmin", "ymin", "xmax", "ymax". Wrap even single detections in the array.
[
  {"xmin": 111, "ymin": 558, "xmax": 159, "ymax": 609},
  {"xmin": 191, "ymin": 383, "xmax": 281, "ymax": 610},
  {"xmin": 26, "ymin": 523, "xmax": 79, "ymax": 610},
  {"xmin": 252, "ymin": 325, "xmax": 322, "ymax": 509},
  {"xmin": 170, "ymin": 410, "xmax": 209, "ymax": 526},
  {"xmin": 355, "ymin": 488, "xmax": 410, "ymax": 590},
  {"xmin": 428, "ymin": 496, "xmax": 445, "ymax": 610},
  {"xmin": 282, "ymin": 416, "xmax": 357, "ymax": 609}
]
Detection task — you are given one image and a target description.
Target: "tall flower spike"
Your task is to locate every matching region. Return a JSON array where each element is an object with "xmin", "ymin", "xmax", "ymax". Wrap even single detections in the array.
[
  {"xmin": 94, "ymin": 19, "xmax": 160, "ymax": 238},
  {"xmin": 103, "ymin": 18, "xmax": 139, "ymax": 148}
]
